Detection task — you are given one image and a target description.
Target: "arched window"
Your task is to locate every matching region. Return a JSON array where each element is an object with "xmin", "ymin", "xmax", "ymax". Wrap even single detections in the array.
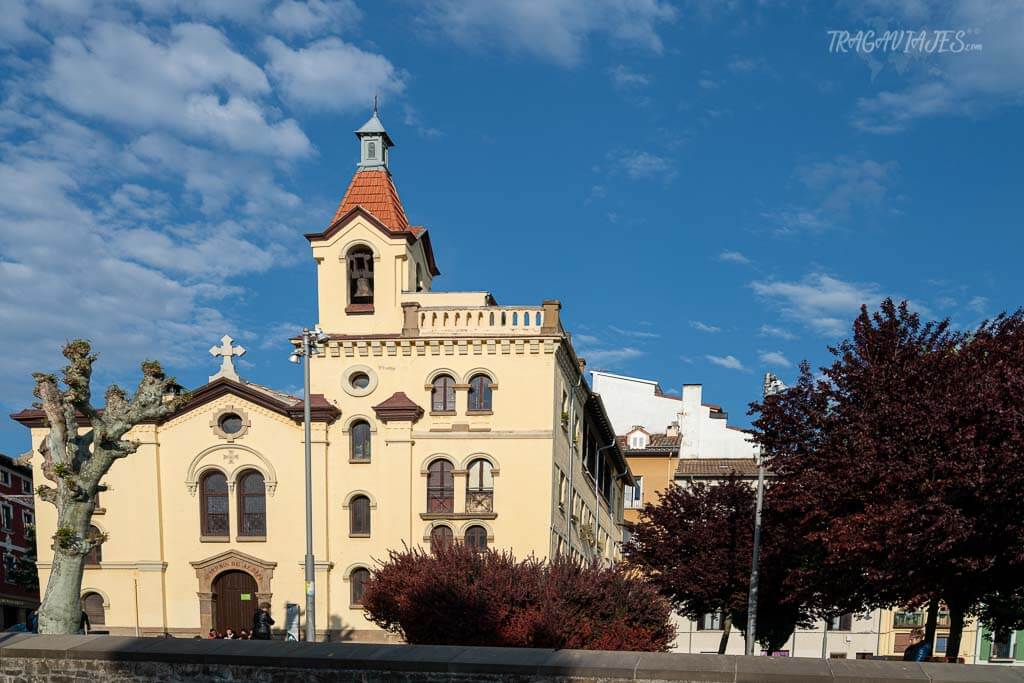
[
  {"xmin": 350, "ymin": 495, "xmax": 371, "ymax": 536},
  {"xmin": 347, "ymin": 246, "xmax": 374, "ymax": 306},
  {"xmin": 431, "ymin": 374, "xmax": 455, "ymax": 412},
  {"xmin": 430, "ymin": 525, "xmax": 453, "ymax": 552},
  {"xmin": 367, "ymin": 141, "xmax": 376, "ymax": 159},
  {"xmin": 237, "ymin": 470, "xmax": 266, "ymax": 537},
  {"xmin": 350, "ymin": 420, "xmax": 372, "ymax": 462},
  {"xmin": 464, "ymin": 525, "xmax": 488, "ymax": 551},
  {"xmin": 84, "ymin": 525, "xmax": 102, "ymax": 565},
  {"xmin": 465, "ymin": 459, "xmax": 494, "ymax": 513},
  {"xmin": 426, "ymin": 460, "xmax": 454, "ymax": 512},
  {"xmin": 200, "ymin": 471, "xmax": 229, "ymax": 537},
  {"xmin": 82, "ymin": 592, "xmax": 105, "ymax": 626},
  {"xmin": 350, "ymin": 567, "xmax": 370, "ymax": 606},
  {"xmin": 467, "ymin": 374, "xmax": 493, "ymax": 412}
]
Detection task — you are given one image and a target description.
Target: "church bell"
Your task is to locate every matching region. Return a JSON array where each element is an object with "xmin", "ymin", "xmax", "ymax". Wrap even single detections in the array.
[{"xmin": 353, "ymin": 276, "xmax": 372, "ymax": 298}]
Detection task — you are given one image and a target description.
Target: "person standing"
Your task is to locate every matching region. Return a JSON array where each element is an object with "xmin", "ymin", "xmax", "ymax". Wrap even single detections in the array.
[
  {"xmin": 902, "ymin": 627, "xmax": 933, "ymax": 662},
  {"xmin": 252, "ymin": 602, "xmax": 274, "ymax": 640},
  {"xmin": 77, "ymin": 609, "xmax": 91, "ymax": 635}
]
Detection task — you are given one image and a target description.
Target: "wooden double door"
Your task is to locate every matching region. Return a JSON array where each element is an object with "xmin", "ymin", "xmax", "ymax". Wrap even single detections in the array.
[{"xmin": 212, "ymin": 570, "xmax": 258, "ymax": 633}]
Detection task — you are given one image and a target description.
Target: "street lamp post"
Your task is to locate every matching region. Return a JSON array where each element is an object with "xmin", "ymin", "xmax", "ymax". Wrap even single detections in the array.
[{"xmin": 290, "ymin": 327, "xmax": 328, "ymax": 642}]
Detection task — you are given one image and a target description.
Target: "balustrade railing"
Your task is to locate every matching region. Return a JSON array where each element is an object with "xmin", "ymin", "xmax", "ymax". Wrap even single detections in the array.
[{"xmin": 418, "ymin": 306, "xmax": 545, "ymax": 336}]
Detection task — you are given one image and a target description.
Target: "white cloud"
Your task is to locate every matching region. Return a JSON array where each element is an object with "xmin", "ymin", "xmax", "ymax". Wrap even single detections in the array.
[
  {"xmin": 698, "ymin": 78, "xmax": 719, "ymax": 89},
  {"xmin": 419, "ymin": 0, "xmax": 677, "ymax": 67},
  {"xmin": 718, "ymin": 250, "xmax": 750, "ymax": 264},
  {"xmin": 44, "ymin": 22, "xmax": 312, "ymax": 158},
  {"xmin": 848, "ymin": 2, "xmax": 1024, "ymax": 132},
  {"xmin": 608, "ymin": 64, "xmax": 650, "ymax": 89},
  {"xmin": 620, "ymin": 151, "xmax": 674, "ymax": 179},
  {"xmin": 751, "ymin": 272, "xmax": 882, "ymax": 337},
  {"xmin": 690, "ymin": 320, "xmax": 721, "ymax": 333},
  {"xmin": 967, "ymin": 295, "xmax": 989, "ymax": 314},
  {"xmin": 764, "ymin": 156, "xmax": 898, "ymax": 235},
  {"xmin": 270, "ymin": 0, "xmax": 362, "ymax": 36},
  {"xmin": 706, "ymin": 354, "xmax": 747, "ymax": 371},
  {"xmin": 263, "ymin": 36, "xmax": 405, "ymax": 112},
  {"xmin": 795, "ymin": 157, "xmax": 898, "ymax": 214},
  {"xmin": 609, "ymin": 325, "xmax": 660, "ymax": 339},
  {"xmin": 579, "ymin": 347, "xmax": 645, "ymax": 367},
  {"xmin": 758, "ymin": 350, "xmax": 792, "ymax": 368},
  {"xmin": 758, "ymin": 324, "xmax": 796, "ymax": 341}
]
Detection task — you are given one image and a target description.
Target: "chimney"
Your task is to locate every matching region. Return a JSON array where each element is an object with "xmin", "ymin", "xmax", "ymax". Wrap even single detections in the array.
[
  {"xmin": 666, "ymin": 421, "xmax": 680, "ymax": 438},
  {"xmin": 680, "ymin": 385, "xmax": 703, "ymax": 459}
]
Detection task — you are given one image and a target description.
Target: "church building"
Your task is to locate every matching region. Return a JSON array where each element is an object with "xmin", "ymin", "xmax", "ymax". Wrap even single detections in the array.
[{"xmin": 12, "ymin": 107, "xmax": 631, "ymax": 640}]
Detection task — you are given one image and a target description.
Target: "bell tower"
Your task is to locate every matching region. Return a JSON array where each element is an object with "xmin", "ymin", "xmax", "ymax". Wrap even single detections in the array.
[{"xmin": 356, "ymin": 97, "xmax": 393, "ymax": 170}]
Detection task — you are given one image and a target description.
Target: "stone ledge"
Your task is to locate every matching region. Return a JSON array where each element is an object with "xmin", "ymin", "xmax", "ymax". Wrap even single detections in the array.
[{"xmin": 0, "ymin": 635, "xmax": 1020, "ymax": 682}]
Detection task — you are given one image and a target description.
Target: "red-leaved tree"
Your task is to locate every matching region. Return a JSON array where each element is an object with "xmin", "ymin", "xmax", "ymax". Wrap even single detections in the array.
[
  {"xmin": 625, "ymin": 476, "xmax": 811, "ymax": 654},
  {"xmin": 752, "ymin": 300, "xmax": 1024, "ymax": 660},
  {"xmin": 361, "ymin": 542, "xmax": 675, "ymax": 651}
]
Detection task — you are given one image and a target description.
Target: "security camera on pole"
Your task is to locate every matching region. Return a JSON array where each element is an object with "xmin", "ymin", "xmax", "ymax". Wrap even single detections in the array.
[{"xmin": 289, "ymin": 326, "xmax": 330, "ymax": 642}]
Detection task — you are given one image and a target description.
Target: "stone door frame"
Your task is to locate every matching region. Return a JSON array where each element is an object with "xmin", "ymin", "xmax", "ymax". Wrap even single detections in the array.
[{"xmin": 191, "ymin": 549, "xmax": 277, "ymax": 634}]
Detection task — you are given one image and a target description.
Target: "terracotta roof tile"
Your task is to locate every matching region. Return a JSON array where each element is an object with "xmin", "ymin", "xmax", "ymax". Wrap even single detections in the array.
[
  {"xmin": 675, "ymin": 458, "xmax": 760, "ymax": 477},
  {"xmin": 332, "ymin": 169, "xmax": 409, "ymax": 231}
]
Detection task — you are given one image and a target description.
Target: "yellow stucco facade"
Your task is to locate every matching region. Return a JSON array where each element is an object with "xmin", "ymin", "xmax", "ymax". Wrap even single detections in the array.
[{"xmin": 17, "ymin": 113, "xmax": 630, "ymax": 640}]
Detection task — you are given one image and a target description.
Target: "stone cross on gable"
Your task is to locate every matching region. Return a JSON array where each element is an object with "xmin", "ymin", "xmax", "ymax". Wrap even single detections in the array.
[{"xmin": 210, "ymin": 334, "xmax": 245, "ymax": 382}]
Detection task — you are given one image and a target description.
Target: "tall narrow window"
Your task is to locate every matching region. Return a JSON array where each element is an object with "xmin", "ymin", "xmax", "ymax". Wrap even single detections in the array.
[
  {"xmin": 426, "ymin": 460, "xmax": 454, "ymax": 512},
  {"xmin": 467, "ymin": 374, "xmax": 493, "ymax": 412},
  {"xmin": 415, "ymin": 263, "xmax": 424, "ymax": 292},
  {"xmin": 200, "ymin": 471, "xmax": 229, "ymax": 537},
  {"xmin": 350, "ymin": 567, "xmax": 370, "ymax": 606},
  {"xmin": 237, "ymin": 470, "xmax": 266, "ymax": 537},
  {"xmin": 347, "ymin": 246, "xmax": 374, "ymax": 306},
  {"xmin": 430, "ymin": 525, "xmax": 453, "ymax": 551},
  {"xmin": 84, "ymin": 525, "xmax": 102, "ymax": 565},
  {"xmin": 464, "ymin": 525, "xmax": 488, "ymax": 551},
  {"xmin": 367, "ymin": 141, "xmax": 376, "ymax": 159},
  {"xmin": 350, "ymin": 495, "xmax": 371, "ymax": 536},
  {"xmin": 350, "ymin": 421, "xmax": 372, "ymax": 462},
  {"xmin": 465, "ymin": 459, "xmax": 494, "ymax": 513},
  {"xmin": 431, "ymin": 374, "xmax": 456, "ymax": 412}
]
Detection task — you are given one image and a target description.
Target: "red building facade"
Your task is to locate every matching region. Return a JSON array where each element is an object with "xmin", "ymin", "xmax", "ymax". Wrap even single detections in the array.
[{"xmin": 0, "ymin": 453, "xmax": 39, "ymax": 628}]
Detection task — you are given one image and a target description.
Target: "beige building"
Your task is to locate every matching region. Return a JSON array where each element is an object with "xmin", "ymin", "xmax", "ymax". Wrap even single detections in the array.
[{"xmin": 12, "ymin": 108, "xmax": 631, "ymax": 640}]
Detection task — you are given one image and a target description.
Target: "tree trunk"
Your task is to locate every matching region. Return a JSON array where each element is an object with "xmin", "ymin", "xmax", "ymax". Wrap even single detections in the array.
[
  {"xmin": 924, "ymin": 597, "xmax": 939, "ymax": 653},
  {"xmin": 718, "ymin": 613, "xmax": 733, "ymax": 654},
  {"xmin": 945, "ymin": 602, "xmax": 965, "ymax": 663},
  {"xmin": 38, "ymin": 503, "xmax": 91, "ymax": 634}
]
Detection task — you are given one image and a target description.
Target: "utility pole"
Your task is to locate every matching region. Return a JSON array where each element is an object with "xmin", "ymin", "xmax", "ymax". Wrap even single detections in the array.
[
  {"xmin": 291, "ymin": 327, "xmax": 328, "ymax": 642},
  {"xmin": 747, "ymin": 372, "xmax": 784, "ymax": 656},
  {"xmin": 745, "ymin": 453, "xmax": 765, "ymax": 656},
  {"xmin": 302, "ymin": 329, "xmax": 316, "ymax": 643}
]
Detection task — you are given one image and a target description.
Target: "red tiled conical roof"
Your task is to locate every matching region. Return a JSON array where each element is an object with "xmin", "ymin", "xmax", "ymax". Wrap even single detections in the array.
[{"xmin": 331, "ymin": 169, "xmax": 409, "ymax": 231}]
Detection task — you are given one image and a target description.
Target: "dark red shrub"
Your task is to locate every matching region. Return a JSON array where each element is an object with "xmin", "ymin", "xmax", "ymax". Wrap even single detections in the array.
[{"xmin": 361, "ymin": 542, "xmax": 674, "ymax": 651}]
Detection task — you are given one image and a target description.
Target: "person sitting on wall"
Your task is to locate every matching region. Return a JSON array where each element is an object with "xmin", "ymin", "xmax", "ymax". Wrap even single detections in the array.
[
  {"xmin": 252, "ymin": 602, "xmax": 274, "ymax": 640},
  {"xmin": 902, "ymin": 627, "xmax": 933, "ymax": 662}
]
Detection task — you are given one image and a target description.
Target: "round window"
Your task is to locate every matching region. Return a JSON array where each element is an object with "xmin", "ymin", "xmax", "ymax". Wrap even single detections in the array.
[
  {"xmin": 218, "ymin": 413, "xmax": 244, "ymax": 434},
  {"xmin": 350, "ymin": 372, "xmax": 370, "ymax": 390}
]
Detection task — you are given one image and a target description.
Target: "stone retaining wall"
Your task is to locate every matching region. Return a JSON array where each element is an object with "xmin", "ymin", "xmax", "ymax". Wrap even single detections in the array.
[{"xmin": 0, "ymin": 634, "xmax": 1019, "ymax": 682}]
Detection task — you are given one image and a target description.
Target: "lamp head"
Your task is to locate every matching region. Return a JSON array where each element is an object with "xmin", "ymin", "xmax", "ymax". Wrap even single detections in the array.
[{"xmin": 288, "ymin": 352, "xmax": 302, "ymax": 364}]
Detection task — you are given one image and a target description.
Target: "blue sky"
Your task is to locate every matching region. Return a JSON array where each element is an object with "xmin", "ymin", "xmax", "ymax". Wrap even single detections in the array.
[{"xmin": 2, "ymin": 0, "xmax": 1022, "ymax": 454}]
